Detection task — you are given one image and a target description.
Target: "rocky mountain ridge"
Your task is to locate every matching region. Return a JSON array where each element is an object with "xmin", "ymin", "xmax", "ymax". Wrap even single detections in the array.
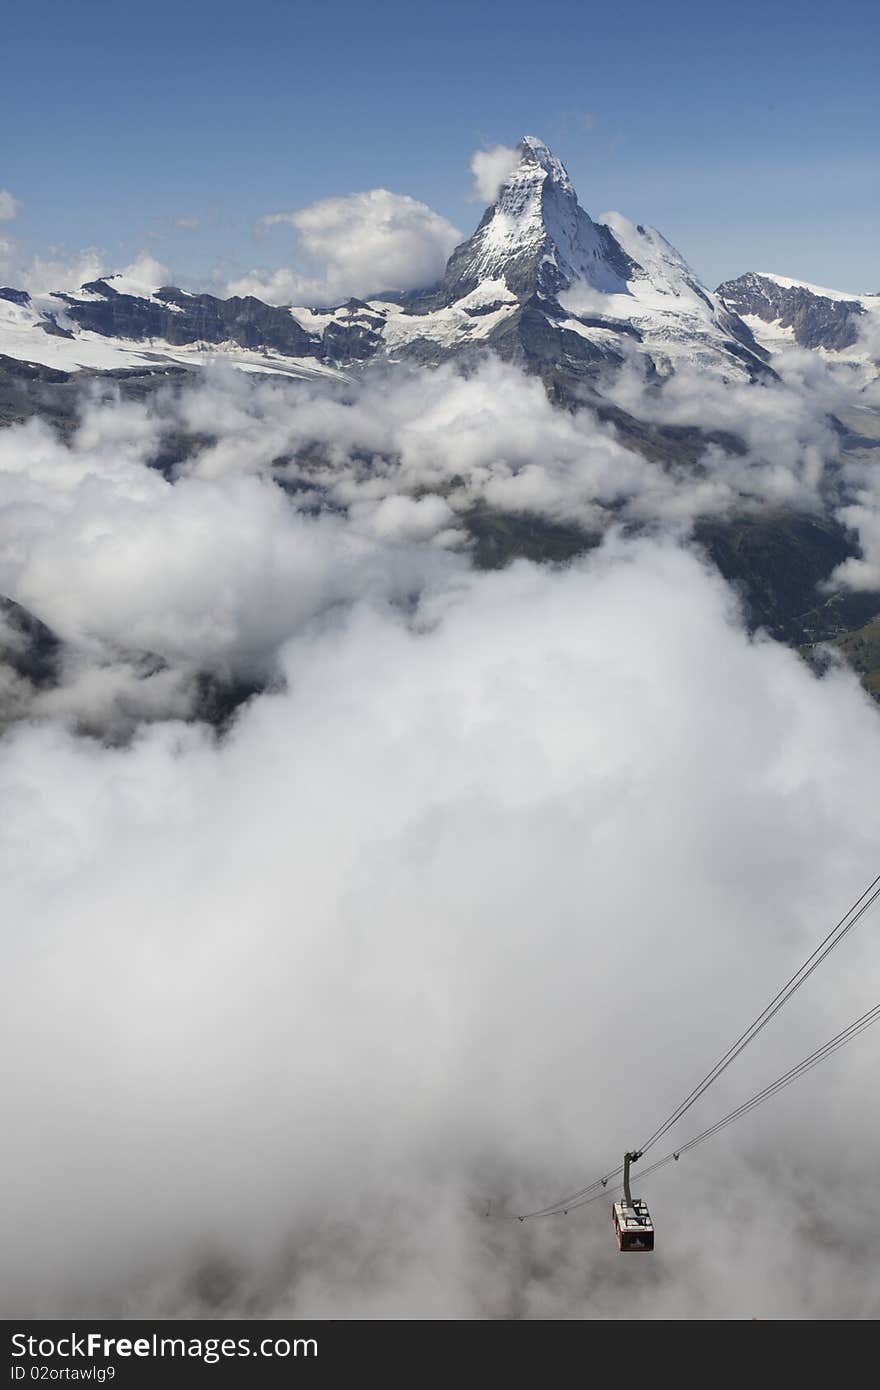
[
  {"xmin": 1, "ymin": 137, "xmax": 773, "ymax": 385},
  {"xmin": 717, "ymin": 271, "xmax": 880, "ymax": 354}
]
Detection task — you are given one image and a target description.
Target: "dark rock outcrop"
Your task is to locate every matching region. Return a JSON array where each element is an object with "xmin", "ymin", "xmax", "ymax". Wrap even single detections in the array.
[
  {"xmin": 58, "ymin": 281, "xmax": 323, "ymax": 358},
  {"xmin": 0, "ymin": 596, "xmax": 62, "ymax": 688},
  {"xmin": 717, "ymin": 272, "xmax": 867, "ymax": 352}
]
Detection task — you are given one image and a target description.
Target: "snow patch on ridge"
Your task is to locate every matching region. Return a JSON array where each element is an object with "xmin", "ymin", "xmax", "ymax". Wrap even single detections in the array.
[{"xmin": 755, "ymin": 272, "xmax": 879, "ymax": 307}]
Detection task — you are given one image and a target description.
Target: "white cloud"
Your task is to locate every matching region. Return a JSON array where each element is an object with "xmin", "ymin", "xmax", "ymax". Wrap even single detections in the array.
[
  {"xmin": 831, "ymin": 490, "xmax": 880, "ymax": 590},
  {"xmin": 104, "ymin": 251, "xmax": 171, "ymax": 297},
  {"xmin": 174, "ymin": 216, "xmax": 200, "ymax": 232},
  {"xmin": 2, "ymin": 346, "xmax": 874, "ymax": 685},
  {"xmin": 1, "ymin": 352, "xmax": 880, "ymax": 1317},
  {"xmin": 0, "ymin": 388, "xmax": 452, "ymax": 713},
  {"xmin": 469, "ymin": 145, "xmax": 520, "ymax": 203},
  {"xmin": 854, "ymin": 305, "xmax": 880, "ymax": 363},
  {"xmin": 0, "ymin": 240, "xmax": 105, "ymax": 295},
  {"xmin": 0, "ymin": 243, "xmax": 171, "ymax": 298},
  {"xmin": 227, "ymin": 189, "xmax": 461, "ymax": 306},
  {"xmin": 2, "ymin": 528, "xmax": 880, "ymax": 1316},
  {"xmin": 224, "ymin": 264, "xmax": 307, "ymax": 305},
  {"xmin": 0, "ymin": 190, "xmax": 22, "ymax": 222},
  {"xmin": 2, "ymin": 348, "xmax": 870, "ymax": 687}
]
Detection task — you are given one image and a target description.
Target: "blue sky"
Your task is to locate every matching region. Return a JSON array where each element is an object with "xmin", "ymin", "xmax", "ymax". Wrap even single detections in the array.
[{"xmin": 2, "ymin": 0, "xmax": 878, "ymax": 295}]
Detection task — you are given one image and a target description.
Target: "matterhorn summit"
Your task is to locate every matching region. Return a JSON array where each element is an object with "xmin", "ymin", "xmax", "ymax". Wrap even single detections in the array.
[
  {"xmin": 441, "ymin": 136, "xmax": 637, "ymax": 303},
  {"xmin": 415, "ymin": 134, "xmax": 768, "ymax": 380}
]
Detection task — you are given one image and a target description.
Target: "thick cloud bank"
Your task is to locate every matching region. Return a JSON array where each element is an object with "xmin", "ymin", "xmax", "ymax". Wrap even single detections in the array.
[
  {"xmin": 3, "ymin": 541, "xmax": 880, "ymax": 1318},
  {"xmin": 1, "ymin": 352, "xmax": 880, "ymax": 1318}
]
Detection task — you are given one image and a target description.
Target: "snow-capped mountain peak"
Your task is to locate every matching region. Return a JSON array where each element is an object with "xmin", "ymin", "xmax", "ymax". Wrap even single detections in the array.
[
  {"xmin": 0, "ymin": 135, "xmax": 772, "ymax": 385},
  {"xmin": 442, "ymin": 135, "xmax": 637, "ymax": 304},
  {"xmin": 515, "ymin": 134, "xmax": 577, "ymax": 195},
  {"xmin": 718, "ymin": 270, "xmax": 880, "ymax": 355},
  {"xmin": 602, "ymin": 214, "xmax": 702, "ymax": 300},
  {"xmin": 426, "ymin": 136, "xmax": 766, "ymax": 379}
]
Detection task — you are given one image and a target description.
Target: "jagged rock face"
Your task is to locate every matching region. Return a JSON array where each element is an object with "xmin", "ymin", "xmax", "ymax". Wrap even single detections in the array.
[
  {"xmin": 58, "ymin": 281, "xmax": 323, "ymax": 358},
  {"xmin": 317, "ymin": 300, "xmax": 390, "ymax": 362},
  {"xmin": 717, "ymin": 272, "xmax": 873, "ymax": 352},
  {"xmin": 442, "ymin": 136, "xmax": 638, "ymax": 304},
  {"xmin": 0, "ymin": 287, "xmax": 31, "ymax": 307},
  {"xmin": 0, "ymin": 596, "xmax": 61, "ymax": 688}
]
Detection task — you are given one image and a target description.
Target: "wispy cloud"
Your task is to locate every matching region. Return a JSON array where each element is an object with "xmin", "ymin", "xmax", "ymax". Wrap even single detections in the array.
[
  {"xmin": 469, "ymin": 144, "xmax": 519, "ymax": 203},
  {"xmin": 0, "ymin": 190, "xmax": 22, "ymax": 222}
]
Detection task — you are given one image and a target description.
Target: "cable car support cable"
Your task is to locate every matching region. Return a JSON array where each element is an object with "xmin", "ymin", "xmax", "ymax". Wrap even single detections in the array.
[
  {"xmin": 516, "ymin": 997, "xmax": 880, "ymax": 1222},
  {"xmin": 635, "ymin": 869, "xmax": 880, "ymax": 1157},
  {"xmin": 507, "ymin": 868, "xmax": 880, "ymax": 1223}
]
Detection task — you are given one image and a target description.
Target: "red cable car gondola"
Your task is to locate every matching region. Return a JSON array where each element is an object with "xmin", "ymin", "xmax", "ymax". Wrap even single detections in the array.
[
  {"xmin": 612, "ymin": 1197, "xmax": 654, "ymax": 1251},
  {"xmin": 611, "ymin": 1150, "xmax": 654, "ymax": 1251}
]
